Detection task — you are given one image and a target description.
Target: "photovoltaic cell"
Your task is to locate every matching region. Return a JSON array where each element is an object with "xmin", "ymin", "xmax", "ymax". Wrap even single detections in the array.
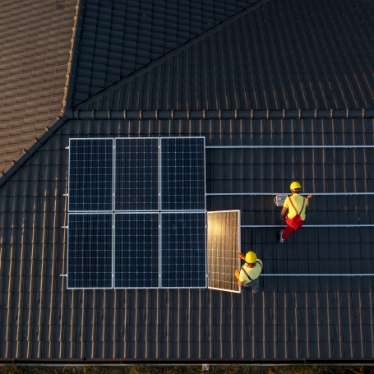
[
  {"xmin": 161, "ymin": 137, "xmax": 205, "ymax": 211},
  {"xmin": 114, "ymin": 213, "xmax": 159, "ymax": 288},
  {"xmin": 161, "ymin": 213, "xmax": 206, "ymax": 288},
  {"xmin": 67, "ymin": 214, "xmax": 112, "ymax": 289},
  {"xmin": 115, "ymin": 138, "xmax": 159, "ymax": 211},
  {"xmin": 68, "ymin": 139, "xmax": 113, "ymax": 211},
  {"xmin": 207, "ymin": 211, "xmax": 241, "ymax": 293}
]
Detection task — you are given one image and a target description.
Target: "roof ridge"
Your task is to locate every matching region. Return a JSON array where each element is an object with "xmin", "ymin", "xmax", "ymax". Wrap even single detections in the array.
[
  {"xmin": 74, "ymin": 0, "xmax": 271, "ymax": 110},
  {"xmin": 63, "ymin": 0, "xmax": 85, "ymax": 111}
]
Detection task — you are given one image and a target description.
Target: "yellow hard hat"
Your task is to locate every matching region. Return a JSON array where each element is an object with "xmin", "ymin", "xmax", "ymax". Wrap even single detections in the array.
[
  {"xmin": 245, "ymin": 251, "xmax": 257, "ymax": 264},
  {"xmin": 290, "ymin": 181, "xmax": 301, "ymax": 190}
]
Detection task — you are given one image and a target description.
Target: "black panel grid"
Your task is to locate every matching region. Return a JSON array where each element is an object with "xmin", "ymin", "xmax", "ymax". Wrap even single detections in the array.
[
  {"xmin": 161, "ymin": 137, "xmax": 205, "ymax": 211},
  {"xmin": 114, "ymin": 213, "xmax": 159, "ymax": 288},
  {"xmin": 161, "ymin": 213, "xmax": 207, "ymax": 288},
  {"xmin": 68, "ymin": 139, "xmax": 113, "ymax": 211},
  {"xmin": 67, "ymin": 137, "xmax": 207, "ymax": 289},
  {"xmin": 115, "ymin": 138, "xmax": 159, "ymax": 211},
  {"xmin": 67, "ymin": 214, "xmax": 112, "ymax": 289}
]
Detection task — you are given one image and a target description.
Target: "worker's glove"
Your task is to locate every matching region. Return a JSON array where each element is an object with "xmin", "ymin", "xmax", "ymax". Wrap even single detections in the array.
[
  {"xmin": 238, "ymin": 252, "xmax": 245, "ymax": 260},
  {"xmin": 234, "ymin": 270, "xmax": 240, "ymax": 279}
]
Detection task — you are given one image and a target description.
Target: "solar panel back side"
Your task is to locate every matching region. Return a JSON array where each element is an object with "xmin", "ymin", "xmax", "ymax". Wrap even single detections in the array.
[
  {"xmin": 115, "ymin": 138, "xmax": 159, "ymax": 211},
  {"xmin": 161, "ymin": 137, "xmax": 205, "ymax": 211},
  {"xmin": 68, "ymin": 214, "xmax": 112, "ymax": 289},
  {"xmin": 68, "ymin": 139, "xmax": 113, "ymax": 211},
  {"xmin": 207, "ymin": 211, "xmax": 241, "ymax": 293},
  {"xmin": 114, "ymin": 213, "xmax": 159, "ymax": 288},
  {"xmin": 161, "ymin": 213, "xmax": 207, "ymax": 288}
]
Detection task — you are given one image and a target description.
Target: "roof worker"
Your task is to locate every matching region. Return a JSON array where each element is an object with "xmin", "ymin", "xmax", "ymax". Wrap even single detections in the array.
[
  {"xmin": 234, "ymin": 251, "xmax": 263, "ymax": 293},
  {"xmin": 279, "ymin": 181, "xmax": 313, "ymax": 243}
]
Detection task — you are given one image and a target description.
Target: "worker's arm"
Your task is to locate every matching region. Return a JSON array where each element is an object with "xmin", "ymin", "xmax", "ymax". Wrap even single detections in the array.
[
  {"xmin": 305, "ymin": 194, "xmax": 313, "ymax": 208},
  {"xmin": 234, "ymin": 269, "xmax": 244, "ymax": 286},
  {"xmin": 280, "ymin": 206, "xmax": 288, "ymax": 219}
]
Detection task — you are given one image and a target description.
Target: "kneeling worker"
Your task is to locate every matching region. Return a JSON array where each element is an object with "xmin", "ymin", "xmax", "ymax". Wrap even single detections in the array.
[
  {"xmin": 234, "ymin": 251, "xmax": 263, "ymax": 293},
  {"xmin": 279, "ymin": 181, "xmax": 313, "ymax": 243}
]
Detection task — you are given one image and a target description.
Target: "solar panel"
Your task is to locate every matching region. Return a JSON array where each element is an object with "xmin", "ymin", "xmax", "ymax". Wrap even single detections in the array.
[
  {"xmin": 67, "ymin": 214, "xmax": 112, "ymax": 289},
  {"xmin": 67, "ymin": 136, "xmax": 209, "ymax": 290},
  {"xmin": 115, "ymin": 138, "xmax": 159, "ymax": 211},
  {"xmin": 68, "ymin": 139, "xmax": 113, "ymax": 211},
  {"xmin": 161, "ymin": 137, "xmax": 205, "ymax": 211},
  {"xmin": 207, "ymin": 211, "xmax": 241, "ymax": 293},
  {"xmin": 114, "ymin": 213, "xmax": 159, "ymax": 288},
  {"xmin": 161, "ymin": 212, "xmax": 207, "ymax": 288}
]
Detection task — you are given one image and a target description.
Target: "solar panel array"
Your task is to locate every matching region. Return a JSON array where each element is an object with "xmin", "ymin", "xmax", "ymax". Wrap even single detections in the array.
[
  {"xmin": 67, "ymin": 137, "xmax": 207, "ymax": 289},
  {"xmin": 207, "ymin": 211, "xmax": 241, "ymax": 293}
]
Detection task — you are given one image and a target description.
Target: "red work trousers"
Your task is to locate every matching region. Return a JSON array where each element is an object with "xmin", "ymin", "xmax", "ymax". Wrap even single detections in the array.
[{"xmin": 281, "ymin": 216, "xmax": 305, "ymax": 240}]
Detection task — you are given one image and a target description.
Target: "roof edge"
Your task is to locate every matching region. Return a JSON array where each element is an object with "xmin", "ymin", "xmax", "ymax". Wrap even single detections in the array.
[
  {"xmin": 0, "ymin": 358, "xmax": 373, "ymax": 365},
  {"xmin": 62, "ymin": 0, "xmax": 85, "ymax": 111},
  {"xmin": 74, "ymin": 0, "xmax": 271, "ymax": 110}
]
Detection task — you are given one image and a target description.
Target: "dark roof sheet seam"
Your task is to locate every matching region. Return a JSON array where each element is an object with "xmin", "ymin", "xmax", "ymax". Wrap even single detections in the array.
[
  {"xmin": 73, "ymin": 0, "xmax": 271, "ymax": 110},
  {"xmin": 67, "ymin": 108, "xmax": 374, "ymax": 121}
]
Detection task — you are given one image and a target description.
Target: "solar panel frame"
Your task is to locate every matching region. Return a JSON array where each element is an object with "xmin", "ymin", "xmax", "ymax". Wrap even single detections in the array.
[
  {"xmin": 67, "ymin": 136, "xmax": 209, "ymax": 290},
  {"xmin": 160, "ymin": 137, "xmax": 206, "ymax": 211},
  {"xmin": 68, "ymin": 138, "xmax": 114, "ymax": 212},
  {"xmin": 160, "ymin": 212, "xmax": 207, "ymax": 289},
  {"xmin": 67, "ymin": 213, "xmax": 113, "ymax": 289},
  {"xmin": 114, "ymin": 212, "xmax": 160, "ymax": 289},
  {"xmin": 115, "ymin": 138, "xmax": 159, "ymax": 211},
  {"xmin": 207, "ymin": 210, "xmax": 241, "ymax": 293}
]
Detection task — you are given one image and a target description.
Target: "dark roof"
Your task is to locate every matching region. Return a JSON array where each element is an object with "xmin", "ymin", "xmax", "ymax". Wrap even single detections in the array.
[
  {"xmin": 0, "ymin": 0, "xmax": 77, "ymax": 174},
  {"xmin": 1, "ymin": 0, "xmax": 374, "ymax": 363},
  {"xmin": 80, "ymin": 0, "xmax": 374, "ymax": 111},
  {"xmin": 71, "ymin": 0, "xmax": 258, "ymax": 106}
]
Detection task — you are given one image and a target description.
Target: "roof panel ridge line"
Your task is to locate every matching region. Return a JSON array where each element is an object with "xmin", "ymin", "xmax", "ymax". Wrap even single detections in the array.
[
  {"xmin": 70, "ymin": 108, "xmax": 374, "ymax": 120},
  {"xmin": 61, "ymin": 0, "xmax": 85, "ymax": 112},
  {"xmin": 73, "ymin": 0, "xmax": 272, "ymax": 111}
]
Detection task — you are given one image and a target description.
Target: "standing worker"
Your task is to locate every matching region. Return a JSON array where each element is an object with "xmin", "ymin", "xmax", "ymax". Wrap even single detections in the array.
[
  {"xmin": 279, "ymin": 181, "xmax": 313, "ymax": 243},
  {"xmin": 234, "ymin": 251, "xmax": 263, "ymax": 293}
]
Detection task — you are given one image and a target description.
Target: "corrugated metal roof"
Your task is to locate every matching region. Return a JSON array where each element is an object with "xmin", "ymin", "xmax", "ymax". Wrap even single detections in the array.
[
  {"xmin": 80, "ymin": 0, "xmax": 374, "ymax": 112},
  {"xmin": 1, "ymin": 0, "xmax": 374, "ymax": 363},
  {"xmin": 0, "ymin": 0, "xmax": 77, "ymax": 174}
]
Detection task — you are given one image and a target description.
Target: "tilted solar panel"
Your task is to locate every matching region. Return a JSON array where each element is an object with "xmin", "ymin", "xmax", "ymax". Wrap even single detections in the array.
[
  {"xmin": 207, "ymin": 211, "xmax": 241, "ymax": 293},
  {"xmin": 161, "ymin": 137, "xmax": 205, "ymax": 211},
  {"xmin": 68, "ymin": 139, "xmax": 113, "ymax": 211},
  {"xmin": 115, "ymin": 138, "xmax": 159, "ymax": 211},
  {"xmin": 114, "ymin": 213, "xmax": 159, "ymax": 288},
  {"xmin": 161, "ymin": 213, "xmax": 207, "ymax": 288},
  {"xmin": 67, "ymin": 214, "xmax": 112, "ymax": 289}
]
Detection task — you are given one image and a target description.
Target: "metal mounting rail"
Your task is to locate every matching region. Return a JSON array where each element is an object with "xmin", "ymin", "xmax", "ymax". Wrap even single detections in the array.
[
  {"xmin": 207, "ymin": 192, "xmax": 374, "ymax": 196},
  {"xmin": 241, "ymin": 224, "xmax": 374, "ymax": 227},
  {"xmin": 205, "ymin": 145, "xmax": 374, "ymax": 149},
  {"xmin": 261, "ymin": 274, "xmax": 374, "ymax": 277}
]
